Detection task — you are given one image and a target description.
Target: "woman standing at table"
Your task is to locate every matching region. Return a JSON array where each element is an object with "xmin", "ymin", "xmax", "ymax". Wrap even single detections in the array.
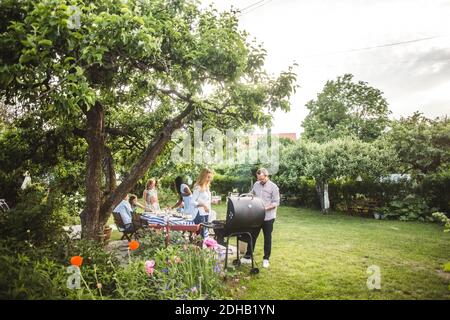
[
  {"xmin": 143, "ymin": 178, "xmax": 161, "ymax": 212},
  {"xmin": 192, "ymin": 168, "xmax": 214, "ymax": 238}
]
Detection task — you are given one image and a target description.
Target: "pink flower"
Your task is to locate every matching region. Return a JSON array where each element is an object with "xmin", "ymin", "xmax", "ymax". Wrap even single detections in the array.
[
  {"xmin": 174, "ymin": 256, "xmax": 182, "ymax": 264},
  {"xmin": 145, "ymin": 260, "xmax": 155, "ymax": 276},
  {"xmin": 203, "ymin": 238, "xmax": 218, "ymax": 249}
]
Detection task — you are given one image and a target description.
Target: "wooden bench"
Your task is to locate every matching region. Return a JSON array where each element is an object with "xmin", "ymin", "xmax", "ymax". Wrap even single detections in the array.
[{"xmin": 348, "ymin": 198, "xmax": 379, "ymax": 216}]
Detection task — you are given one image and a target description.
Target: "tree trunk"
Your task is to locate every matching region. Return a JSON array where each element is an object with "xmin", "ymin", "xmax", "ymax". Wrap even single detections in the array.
[
  {"xmin": 103, "ymin": 145, "xmax": 117, "ymax": 196},
  {"xmin": 315, "ymin": 180, "xmax": 330, "ymax": 213},
  {"xmin": 80, "ymin": 102, "xmax": 105, "ymax": 240}
]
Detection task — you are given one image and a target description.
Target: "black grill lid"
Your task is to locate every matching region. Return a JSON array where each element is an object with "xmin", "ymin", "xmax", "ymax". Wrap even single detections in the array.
[{"xmin": 225, "ymin": 193, "xmax": 265, "ymax": 233}]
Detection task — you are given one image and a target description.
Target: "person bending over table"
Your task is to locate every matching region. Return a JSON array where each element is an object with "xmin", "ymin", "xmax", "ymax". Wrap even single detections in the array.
[{"xmin": 170, "ymin": 176, "xmax": 193, "ymax": 214}]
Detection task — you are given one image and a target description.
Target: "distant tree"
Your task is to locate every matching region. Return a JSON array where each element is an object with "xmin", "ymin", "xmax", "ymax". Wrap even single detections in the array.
[
  {"xmin": 302, "ymin": 74, "xmax": 390, "ymax": 142},
  {"xmin": 284, "ymin": 138, "xmax": 394, "ymax": 213},
  {"xmin": 0, "ymin": 0, "xmax": 297, "ymax": 240},
  {"xmin": 386, "ymin": 112, "xmax": 450, "ymax": 176}
]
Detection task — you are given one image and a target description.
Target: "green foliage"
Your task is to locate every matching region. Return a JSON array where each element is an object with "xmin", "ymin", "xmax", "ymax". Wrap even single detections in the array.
[
  {"xmin": 210, "ymin": 174, "xmax": 253, "ymax": 195},
  {"xmin": 0, "ymin": 237, "xmax": 120, "ymax": 299},
  {"xmin": 386, "ymin": 112, "xmax": 450, "ymax": 176},
  {"xmin": 377, "ymin": 194, "xmax": 437, "ymax": 221},
  {"xmin": 0, "ymin": 243, "xmax": 70, "ymax": 299},
  {"xmin": 302, "ymin": 74, "xmax": 390, "ymax": 142},
  {"xmin": 0, "ymin": 184, "xmax": 70, "ymax": 245},
  {"xmin": 433, "ymin": 212, "xmax": 450, "ymax": 232},
  {"xmin": 419, "ymin": 168, "xmax": 450, "ymax": 213},
  {"xmin": 0, "ymin": 115, "xmax": 87, "ymax": 207},
  {"xmin": 0, "ymin": 226, "xmax": 227, "ymax": 299},
  {"xmin": 64, "ymin": 239, "xmax": 120, "ymax": 297},
  {"xmin": 284, "ymin": 137, "xmax": 394, "ymax": 184},
  {"xmin": 280, "ymin": 137, "xmax": 394, "ymax": 211},
  {"xmin": 0, "ymin": 0, "xmax": 297, "ymax": 235},
  {"xmin": 148, "ymin": 244, "xmax": 225, "ymax": 300},
  {"xmin": 443, "ymin": 262, "xmax": 450, "ymax": 273},
  {"xmin": 133, "ymin": 230, "xmax": 176, "ymax": 258},
  {"xmin": 112, "ymin": 259, "xmax": 160, "ymax": 300}
]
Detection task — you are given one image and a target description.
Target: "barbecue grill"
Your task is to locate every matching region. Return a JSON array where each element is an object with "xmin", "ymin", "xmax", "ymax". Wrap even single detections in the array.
[{"xmin": 202, "ymin": 193, "xmax": 265, "ymax": 274}]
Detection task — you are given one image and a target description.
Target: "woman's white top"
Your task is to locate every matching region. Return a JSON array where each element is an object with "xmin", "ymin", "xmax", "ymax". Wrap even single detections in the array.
[
  {"xmin": 191, "ymin": 185, "xmax": 211, "ymax": 217},
  {"xmin": 180, "ymin": 183, "xmax": 193, "ymax": 214}
]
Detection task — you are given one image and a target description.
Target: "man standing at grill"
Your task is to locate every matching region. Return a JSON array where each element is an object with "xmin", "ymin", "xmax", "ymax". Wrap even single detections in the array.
[{"xmin": 241, "ymin": 167, "xmax": 280, "ymax": 268}]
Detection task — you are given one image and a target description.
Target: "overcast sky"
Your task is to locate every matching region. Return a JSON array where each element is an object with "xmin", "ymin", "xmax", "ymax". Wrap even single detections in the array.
[{"xmin": 202, "ymin": 0, "xmax": 450, "ymax": 135}]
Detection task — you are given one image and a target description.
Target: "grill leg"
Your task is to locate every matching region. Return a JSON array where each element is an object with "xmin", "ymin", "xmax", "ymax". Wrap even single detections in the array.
[
  {"xmin": 246, "ymin": 232, "xmax": 255, "ymax": 269},
  {"xmin": 236, "ymin": 237, "xmax": 240, "ymax": 262},
  {"xmin": 224, "ymin": 236, "xmax": 230, "ymax": 270}
]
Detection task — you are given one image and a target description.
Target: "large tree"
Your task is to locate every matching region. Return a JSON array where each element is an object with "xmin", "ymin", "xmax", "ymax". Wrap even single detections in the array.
[
  {"xmin": 302, "ymin": 74, "xmax": 390, "ymax": 142},
  {"xmin": 0, "ymin": 0, "xmax": 297, "ymax": 240}
]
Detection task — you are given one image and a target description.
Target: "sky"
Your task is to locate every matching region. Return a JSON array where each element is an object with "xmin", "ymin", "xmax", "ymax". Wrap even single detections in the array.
[{"xmin": 201, "ymin": 0, "xmax": 450, "ymax": 136}]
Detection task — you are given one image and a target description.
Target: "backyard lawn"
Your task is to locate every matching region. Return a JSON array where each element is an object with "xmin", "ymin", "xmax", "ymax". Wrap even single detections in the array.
[
  {"xmin": 213, "ymin": 204, "xmax": 449, "ymax": 300},
  {"xmin": 107, "ymin": 202, "xmax": 450, "ymax": 300}
]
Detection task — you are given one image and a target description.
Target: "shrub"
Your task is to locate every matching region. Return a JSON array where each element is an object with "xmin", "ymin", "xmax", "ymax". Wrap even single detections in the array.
[
  {"xmin": 210, "ymin": 174, "xmax": 253, "ymax": 196},
  {"xmin": 377, "ymin": 194, "xmax": 437, "ymax": 221},
  {"xmin": 420, "ymin": 168, "xmax": 450, "ymax": 213},
  {"xmin": 433, "ymin": 212, "xmax": 450, "ymax": 232},
  {"xmin": 113, "ymin": 260, "xmax": 160, "ymax": 300},
  {"xmin": 0, "ymin": 242, "xmax": 70, "ymax": 299},
  {"xmin": 62, "ymin": 239, "xmax": 120, "ymax": 297},
  {"xmin": 148, "ymin": 244, "xmax": 226, "ymax": 300},
  {"xmin": 0, "ymin": 184, "xmax": 70, "ymax": 245}
]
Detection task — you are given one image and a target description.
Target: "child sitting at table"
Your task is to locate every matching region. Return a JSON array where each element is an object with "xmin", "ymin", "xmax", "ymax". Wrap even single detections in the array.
[
  {"xmin": 129, "ymin": 194, "xmax": 145, "ymax": 212},
  {"xmin": 129, "ymin": 194, "xmax": 145, "ymax": 229}
]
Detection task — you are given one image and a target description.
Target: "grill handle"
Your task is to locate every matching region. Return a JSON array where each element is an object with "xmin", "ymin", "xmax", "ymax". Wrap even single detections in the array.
[{"xmin": 238, "ymin": 193, "xmax": 254, "ymax": 200}]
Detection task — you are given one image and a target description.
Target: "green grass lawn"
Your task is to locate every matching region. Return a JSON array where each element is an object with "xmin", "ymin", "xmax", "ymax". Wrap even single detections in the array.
[
  {"xmin": 212, "ymin": 204, "xmax": 450, "ymax": 300},
  {"xmin": 107, "ymin": 200, "xmax": 450, "ymax": 299}
]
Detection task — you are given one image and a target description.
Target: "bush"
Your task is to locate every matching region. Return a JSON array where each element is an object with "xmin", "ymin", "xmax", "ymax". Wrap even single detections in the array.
[
  {"xmin": 0, "ymin": 242, "xmax": 70, "ymax": 299},
  {"xmin": 134, "ymin": 229, "xmax": 189, "ymax": 257},
  {"xmin": 63, "ymin": 239, "xmax": 120, "ymax": 297},
  {"xmin": 148, "ymin": 244, "xmax": 225, "ymax": 300},
  {"xmin": 113, "ymin": 259, "xmax": 160, "ymax": 300},
  {"xmin": 0, "ymin": 236, "xmax": 122, "ymax": 300},
  {"xmin": 377, "ymin": 194, "xmax": 437, "ymax": 221},
  {"xmin": 274, "ymin": 172, "xmax": 450, "ymax": 220},
  {"xmin": 211, "ymin": 174, "xmax": 253, "ymax": 196},
  {"xmin": 420, "ymin": 168, "xmax": 450, "ymax": 213},
  {"xmin": 0, "ymin": 184, "xmax": 70, "ymax": 245},
  {"xmin": 0, "ymin": 223, "xmax": 229, "ymax": 300}
]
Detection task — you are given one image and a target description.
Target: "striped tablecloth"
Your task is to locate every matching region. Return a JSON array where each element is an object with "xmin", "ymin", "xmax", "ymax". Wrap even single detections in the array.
[{"xmin": 140, "ymin": 214, "xmax": 208, "ymax": 237}]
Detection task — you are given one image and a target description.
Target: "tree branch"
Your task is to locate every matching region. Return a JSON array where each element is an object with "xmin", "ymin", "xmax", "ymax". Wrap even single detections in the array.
[{"xmin": 99, "ymin": 101, "xmax": 196, "ymax": 219}]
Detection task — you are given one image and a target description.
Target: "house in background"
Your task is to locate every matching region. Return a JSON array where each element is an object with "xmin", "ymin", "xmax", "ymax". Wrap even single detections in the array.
[{"xmin": 250, "ymin": 132, "xmax": 297, "ymax": 141}]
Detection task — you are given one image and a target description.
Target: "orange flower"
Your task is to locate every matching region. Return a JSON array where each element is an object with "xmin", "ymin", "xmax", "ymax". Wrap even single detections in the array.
[
  {"xmin": 70, "ymin": 256, "xmax": 83, "ymax": 267},
  {"xmin": 129, "ymin": 240, "xmax": 139, "ymax": 251}
]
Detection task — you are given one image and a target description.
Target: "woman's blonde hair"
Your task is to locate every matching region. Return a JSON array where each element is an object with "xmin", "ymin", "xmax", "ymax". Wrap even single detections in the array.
[
  {"xmin": 146, "ymin": 178, "xmax": 157, "ymax": 189},
  {"xmin": 195, "ymin": 168, "xmax": 213, "ymax": 191}
]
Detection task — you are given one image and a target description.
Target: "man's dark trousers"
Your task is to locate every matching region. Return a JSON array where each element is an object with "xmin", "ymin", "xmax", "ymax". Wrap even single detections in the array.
[{"xmin": 243, "ymin": 219, "xmax": 275, "ymax": 260}]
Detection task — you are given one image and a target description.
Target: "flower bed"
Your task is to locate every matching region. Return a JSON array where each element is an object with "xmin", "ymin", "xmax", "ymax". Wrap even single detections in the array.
[{"xmin": 0, "ymin": 230, "xmax": 230, "ymax": 300}]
